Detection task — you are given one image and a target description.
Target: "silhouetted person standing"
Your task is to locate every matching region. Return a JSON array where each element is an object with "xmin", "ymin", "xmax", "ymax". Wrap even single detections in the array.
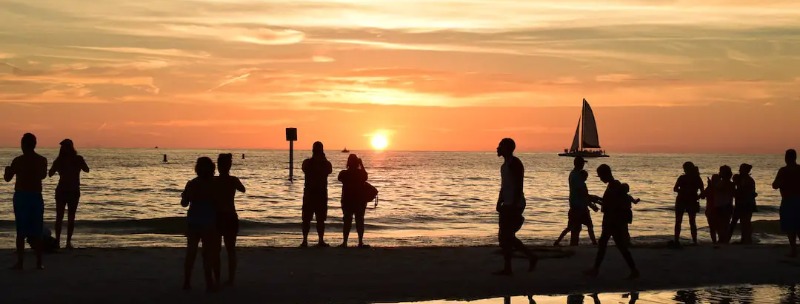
[
  {"xmin": 673, "ymin": 162, "xmax": 704, "ymax": 246},
  {"xmin": 181, "ymin": 157, "xmax": 220, "ymax": 291},
  {"xmin": 555, "ymin": 157, "xmax": 597, "ymax": 246},
  {"xmin": 301, "ymin": 142, "xmax": 333, "ymax": 248},
  {"xmin": 214, "ymin": 153, "xmax": 245, "ymax": 285},
  {"xmin": 493, "ymin": 138, "xmax": 537, "ymax": 275},
  {"xmin": 4, "ymin": 133, "xmax": 47, "ymax": 270},
  {"xmin": 704, "ymin": 174, "xmax": 721, "ymax": 244},
  {"xmin": 48, "ymin": 139, "xmax": 89, "ymax": 250},
  {"xmin": 731, "ymin": 163, "xmax": 757, "ymax": 244},
  {"xmin": 773, "ymin": 149, "xmax": 800, "ymax": 257},
  {"xmin": 715, "ymin": 166, "xmax": 736, "ymax": 244},
  {"xmin": 585, "ymin": 164, "xmax": 639, "ymax": 279},
  {"xmin": 338, "ymin": 154, "xmax": 369, "ymax": 248}
]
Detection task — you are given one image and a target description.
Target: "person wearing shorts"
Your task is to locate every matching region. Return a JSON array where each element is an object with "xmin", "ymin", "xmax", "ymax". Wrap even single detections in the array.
[{"xmin": 301, "ymin": 141, "xmax": 333, "ymax": 248}]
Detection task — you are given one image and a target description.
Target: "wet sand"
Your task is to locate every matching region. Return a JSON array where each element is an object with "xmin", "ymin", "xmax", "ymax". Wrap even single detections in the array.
[{"xmin": 2, "ymin": 244, "xmax": 799, "ymax": 303}]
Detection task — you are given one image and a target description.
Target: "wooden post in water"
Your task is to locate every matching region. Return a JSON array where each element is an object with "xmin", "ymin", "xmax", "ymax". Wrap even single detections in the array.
[{"xmin": 286, "ymin": 128, "xmax": 297, "ymax": 182}]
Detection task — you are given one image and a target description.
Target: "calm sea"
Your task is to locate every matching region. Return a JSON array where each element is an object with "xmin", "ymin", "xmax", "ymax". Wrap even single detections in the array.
[{"xmin": 0, "ymin": 149, "xmax": 788, "ymax": 248}]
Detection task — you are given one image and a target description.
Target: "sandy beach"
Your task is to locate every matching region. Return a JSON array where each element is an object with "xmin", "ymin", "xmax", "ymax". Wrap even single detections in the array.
[{"xmin": 2, "ymin": 244, "xmax": 799, "ymax": 303}]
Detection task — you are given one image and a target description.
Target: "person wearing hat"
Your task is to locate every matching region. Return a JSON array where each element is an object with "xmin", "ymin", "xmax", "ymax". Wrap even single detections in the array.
[
  {"xmin": 731, "ymin": 163, "xmax": 757, "ymax": 244},
  {"xmin": 5, "ymin": 133, "xmax": 48, "ymax": 269},
  {"xmin": 48, "ymin": 138, "xmax": 90, "ymax": 250},
  {"xmin": 554, "ymin": 156, "xmax": 599, "ymax": 246}
]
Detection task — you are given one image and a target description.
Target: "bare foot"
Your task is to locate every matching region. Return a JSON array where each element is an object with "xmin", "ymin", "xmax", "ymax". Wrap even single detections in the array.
[
  {"xmin": 66, "ymin": 243, "xmax": 74, "ymax": 250},
  {"xmin": 299, "ymin": 241, "xmax": 308, "ymax": 248},
  {"xmin": 553, "ymin": 241, "xmax": 561, "ymax": 247},
  {"xmin": 338, "ymin": 243, "xmax": 348, "ymax": 248},
  {"xmin": 315, "ymin": 242, "xmax": 330, "ymax": 248},
  {"xmin": 358, "ymin": 243, "xmax": 371, "ymax": 249}
]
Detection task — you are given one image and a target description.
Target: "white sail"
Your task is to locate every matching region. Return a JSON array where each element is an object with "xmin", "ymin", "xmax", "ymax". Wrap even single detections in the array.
[
  {"xmin": 581, "ymin": 99, "xmax": 601, "ymax": 149},
  {"xmin": 569, "ymin": 117, "xmax": 580, "ymax": 152}
]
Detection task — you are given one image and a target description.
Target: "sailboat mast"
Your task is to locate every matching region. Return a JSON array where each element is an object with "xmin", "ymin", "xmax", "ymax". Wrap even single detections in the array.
[{"xmin": 579, "ymin": 99, "xmax": 585, "ymax": 151}]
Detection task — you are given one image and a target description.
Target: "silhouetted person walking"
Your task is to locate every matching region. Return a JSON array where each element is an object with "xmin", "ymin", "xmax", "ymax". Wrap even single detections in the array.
[
  {"xmin": 673, "ymin": 162, "xmax": 704, "ymax": 247},
  {"xmin": 584, "ymin": 164, "xmax": 639, "ymax": 279},
  {"xmin": 773, "ymin": 149, "xmax": 800, "ymax": 257},
  {"xmin": 214, "ymin": 153, "xmax": 245, "ymax": 285},
  {"xmin": 4, "ymin": 133, "xmax": 47, "ymax": 270},
  {"xmin": 301, "ymin": 141, "xmax": 333, "ymax": 248},
  {"xmin": 704, "ymin": 174, "xmax": 721, "ymax": 244},
  {"xmin": 555, "ymin": 157, "xmax": 597, "ymax": 246},
  {"xmin": 715, "ymin": 166, "xmax": 736, "ymax": 244},
  {"xmin": 48, "ymin": 139, "xmax": 89, "ymax": 250},
  {"xmin": 181, "ymin": 157, "xmax": 220, "ymax": 291},
  {"xmin": 338, "ymin": 154, "xmax": 369, "ymax": 248},
  {"xmin": 493, "ymin": 138, "xmax": 537, "ymax": 275},
  {"xmin": 731, "ymin": 163, "xmax": 757, "ymax": 244}
]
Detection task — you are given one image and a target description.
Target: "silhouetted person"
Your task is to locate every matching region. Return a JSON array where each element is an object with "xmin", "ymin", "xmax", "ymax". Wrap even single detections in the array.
[
  {"xmin": 730, "ymin": 164, "xmax": 757, "ymax": 244},
  {"xmin": 493, "ymin": 138, "xmax": 537, "ymax": 275},
  {"xmin": 338, "ymin": 154, "xmax": 369, "ymax": 248},
  {"xmin": 621, "ymin": 183, "xmax": 641, "ymax": 224},
  {"xmin": 584, "ymin": 164, "xmax": 639, "ymax": 279},
  {"xmin": 555, "ymin": 161, "xmax": 598, "ymax": 246},
  {"xmin": 715, "ymin": 166, "xmax": 736, "ymax": 244},
  {"xmin": 673, "ymin": 162, "xmax": 704, "ymax": 246},
  {"xmin": 301, "ymin": 141, "xmax": 333, "ymax": 247},
  {"xmin": 48, "ymin": 139, "xmax": 89, "ymax": 250},
  {"xmin": 181, "ymin": 157, "xmax": 220, "ymax": 291},
  {"xmin": 214, "ymin": 153, "xmax": 245, "ymax": 285},
  {"xmin": 4, "ymin": 133, "xmax": 47, "ymax": 270},
  {"xmin": 773, "ymin": 149, "xmax": 800, "ymax": 257},
  {"xmin": 704, "ymin": 174, "xmax": 721, "ymax": 244}
]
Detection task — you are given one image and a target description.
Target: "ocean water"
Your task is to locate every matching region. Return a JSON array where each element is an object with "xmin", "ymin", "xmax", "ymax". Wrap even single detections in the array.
[
  {"xmin": 0, "ymin": 149, "xmax": 789, "ymax": 248},
  {"xmin": 385, "ymin": 284, "xmax": 800, "ymax": 304}
]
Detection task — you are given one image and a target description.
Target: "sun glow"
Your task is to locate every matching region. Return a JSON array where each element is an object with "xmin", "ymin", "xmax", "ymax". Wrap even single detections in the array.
[{"xmin": 371, "ymin": 133, "xmax": 390, "ymax": 150}]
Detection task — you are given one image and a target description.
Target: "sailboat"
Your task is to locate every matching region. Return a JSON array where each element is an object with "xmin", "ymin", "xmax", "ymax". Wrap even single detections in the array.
[
  {"xmin": 558, "ymin": 99, "xmax": 609, "ymax": 158},
  {"xmin": 341, "ymin": 147, "xmax": 350, "ymax": 153}
]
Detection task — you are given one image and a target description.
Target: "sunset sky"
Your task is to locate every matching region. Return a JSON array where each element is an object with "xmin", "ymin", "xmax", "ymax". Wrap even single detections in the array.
[{"xmin": 1, "ymin": 0, "xmax": 799, "ymax": 152}]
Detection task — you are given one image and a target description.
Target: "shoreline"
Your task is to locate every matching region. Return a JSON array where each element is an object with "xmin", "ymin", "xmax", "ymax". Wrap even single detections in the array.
[{"xmin": 3, "ymin": 244, "xmax": 800, "ymax": 303}]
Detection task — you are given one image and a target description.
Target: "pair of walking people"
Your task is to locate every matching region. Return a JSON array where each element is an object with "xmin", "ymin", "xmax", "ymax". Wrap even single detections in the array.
[{"xmin": 301, "ymin": 142, "xmax": 372, "ymax": 248}]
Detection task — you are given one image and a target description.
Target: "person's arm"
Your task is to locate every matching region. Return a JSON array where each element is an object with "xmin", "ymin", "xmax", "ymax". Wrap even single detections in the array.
[
  {"xmin": 4, "ymin": 159, "xmax": 15, "ymax": 182},
  {"xmin": 697, "ymin": 176, "xmax": 706, "ymax": 199},
  {"xmin": 301, "ymin": 159, "xmax": 309, "ymax": 174},
  {"xmin": 234, "ymin": 177, "xmax": 246, "ymax": 193},
  {"xmin": 338, "ymin": 171, "xmax": 345, "ymax": 183},
  {"xmin": 512, "ymin": 158, "xmax": 524, "ymax": 207},
  {"xmin": 673, "ymin": 177, "xmax": 680, "ymax": 193},
  {"xmin": 772, "ymin": 168, "xmax": 784, "ymax": 190},
  {"xmin": 39, "ymin": 157, "xmax": 48, "ymax": 180},
  {"xmin": 48, "ymin": 159, "xmax": 58, "ymax": 177},
  {"xmin": 180, "ymin": 181, "xmax": 192, "ymax": 207},
  {"xmin": 325, "ymin": 160, "xmax": 333, "ymax": 175},
  {"xmin": 80, "ymin": 156, "xmax": 90, "ymax": 173}
]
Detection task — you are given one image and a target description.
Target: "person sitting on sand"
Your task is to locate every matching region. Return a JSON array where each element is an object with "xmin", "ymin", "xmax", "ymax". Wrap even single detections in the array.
[
  {"xmin": 555, "ymin": 164, "xmax": 599, "ymax": 246},
  {"xmin": 584, "ymin": 164, "xmax": 639, "ymax": 279},
  {"xmin": 338, "ymin": 154, "xmax": 370, "ymax": 248},
  {"xmin": 772, "ymin": 149, "xmax": 800, "ymax": 257},
  {"xmin": 730, "ymin": 163, "xmax": 757, "ymax": 244},
  {"xmin": 672, "ymin": 162, "xmax": 704, "ymax": 247},
  {"xmin": 48, "ymin": 139, "xmax": 90, "ymax": 250},
  {"xmin": 301, "ymin": 141, "xmax": 333, "ymax": 248},
  {"xmin": 214, "ymin": 153, "xmax": 245, "ymax": 285},
  {"xmin": 181, "ymin": 157, "xmax": 221, "ymax": 291},
  {"xmin": 4, "ymin": 133, "xmax": 47, "ymax": 270},
  {"xmin": 493, "ymin": 138, "xmax": 538, "ymax": 275},
  {"xmin": 704, "ymin": 174, "xmax": 721, "ymax": 244},
  {"xmin": 715, "ymin": 166, "xmax": 736, "ymax": 244}
]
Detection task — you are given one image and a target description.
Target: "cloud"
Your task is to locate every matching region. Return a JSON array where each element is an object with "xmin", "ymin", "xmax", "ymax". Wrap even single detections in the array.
[
  {"xmin": 595, "ymin": 74, "xmax": 636, "ymax": 83},
  {"xmin": 71, "ymin": 46, "xmax": 211, "ymax": 59},
  {"xmin": 209, "ymin": 73, "xmax": 251, "ymax": 92}
]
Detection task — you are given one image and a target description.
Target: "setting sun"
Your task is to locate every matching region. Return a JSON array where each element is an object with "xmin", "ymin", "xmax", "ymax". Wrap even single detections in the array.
[{"xmin": 371, "ymin": 134, "xmax": 390, "ymax": 150}]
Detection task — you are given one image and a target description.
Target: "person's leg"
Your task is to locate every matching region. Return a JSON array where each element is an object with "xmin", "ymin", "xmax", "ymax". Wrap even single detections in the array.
[
  {"xmin": 729, "ymin": 209, "xmax": 741, "ymax": 243},
  {"xmin": 66, "ymin": 198, "xmax": 78, "ymax": 249},
  {"xmin": 200, "ymin": 233, "xmax": 218, "ymax": 291},
  {"xmin": 568, "ymin": 222, "xmax": 582, "ymax": 247},
  {"xmin": 12, "ymin": 234, "xmax": 24, "ymax": 269},
  {"xmin": 511, "ymin": 234, "xmax": 537, "ymax": 272},
  {"xmin": 554, "ymin": 227, "xmax": 569, "ymax": 246},
  {"xmin": 495, "ymin": 218, "xmax": 514, "ymax": 275},
  {"xmin": 341, "ymin": 210, "xmax": 353, "ymax": 247},
  {"xmin": 717, "ymin": 209, "xmax": 731, "ymax": 244},
  {"xmin": 355, "ymin": 208, "xmax": 366, "ymax": 246},
  {"xmin": 316, "ymin": 203, "xmax": 328, "ymax": 246},
  {"xmin": 788, "ymin": 232, "xmax": 798, "ymax": 257},
  {"xmin": 223, "ymin": 231, "xmax": 237, "ymax": 284},
  {"xmin": 585, "ymin": 230, "xmax": 611, "ymax": 276},
  {"xmin": 301, "ymin": 204, "xmax": 312, "ymax": 247},
  {"xmin": 674, "ymin": 206, "xmax": 684, "ymax": 244},
  {"xmin": 54, "ymin": 196, "xmax": 66, "ymax": 248},
  {"xmin": 184, "ymin": 234, "xmax": 200, "ymax": 289},
  {"xmin": 706, "ymin": 211, "xmax": 718, "ymax": 244},
  {"xmin": 587, "ymin": 223, "xmax": 597, "ymax": 245},
  {"xmin": 688, "ymin": 212, "xmax": 698, "ymax": 245},
  {"xmin": 615, "ymin": 229, "xmax": 639, "ymax": 278}
]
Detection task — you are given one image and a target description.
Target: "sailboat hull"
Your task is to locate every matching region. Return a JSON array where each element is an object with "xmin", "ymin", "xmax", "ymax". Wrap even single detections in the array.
[{"xmin": 558, "ymin": 151, "xmax": 610, "ymax": 158}]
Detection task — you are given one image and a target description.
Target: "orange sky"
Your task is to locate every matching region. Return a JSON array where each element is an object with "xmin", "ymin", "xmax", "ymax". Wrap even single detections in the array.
[{"xmin": 1, "ymin": 0, "xmax": 799, "ymax": 152}]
